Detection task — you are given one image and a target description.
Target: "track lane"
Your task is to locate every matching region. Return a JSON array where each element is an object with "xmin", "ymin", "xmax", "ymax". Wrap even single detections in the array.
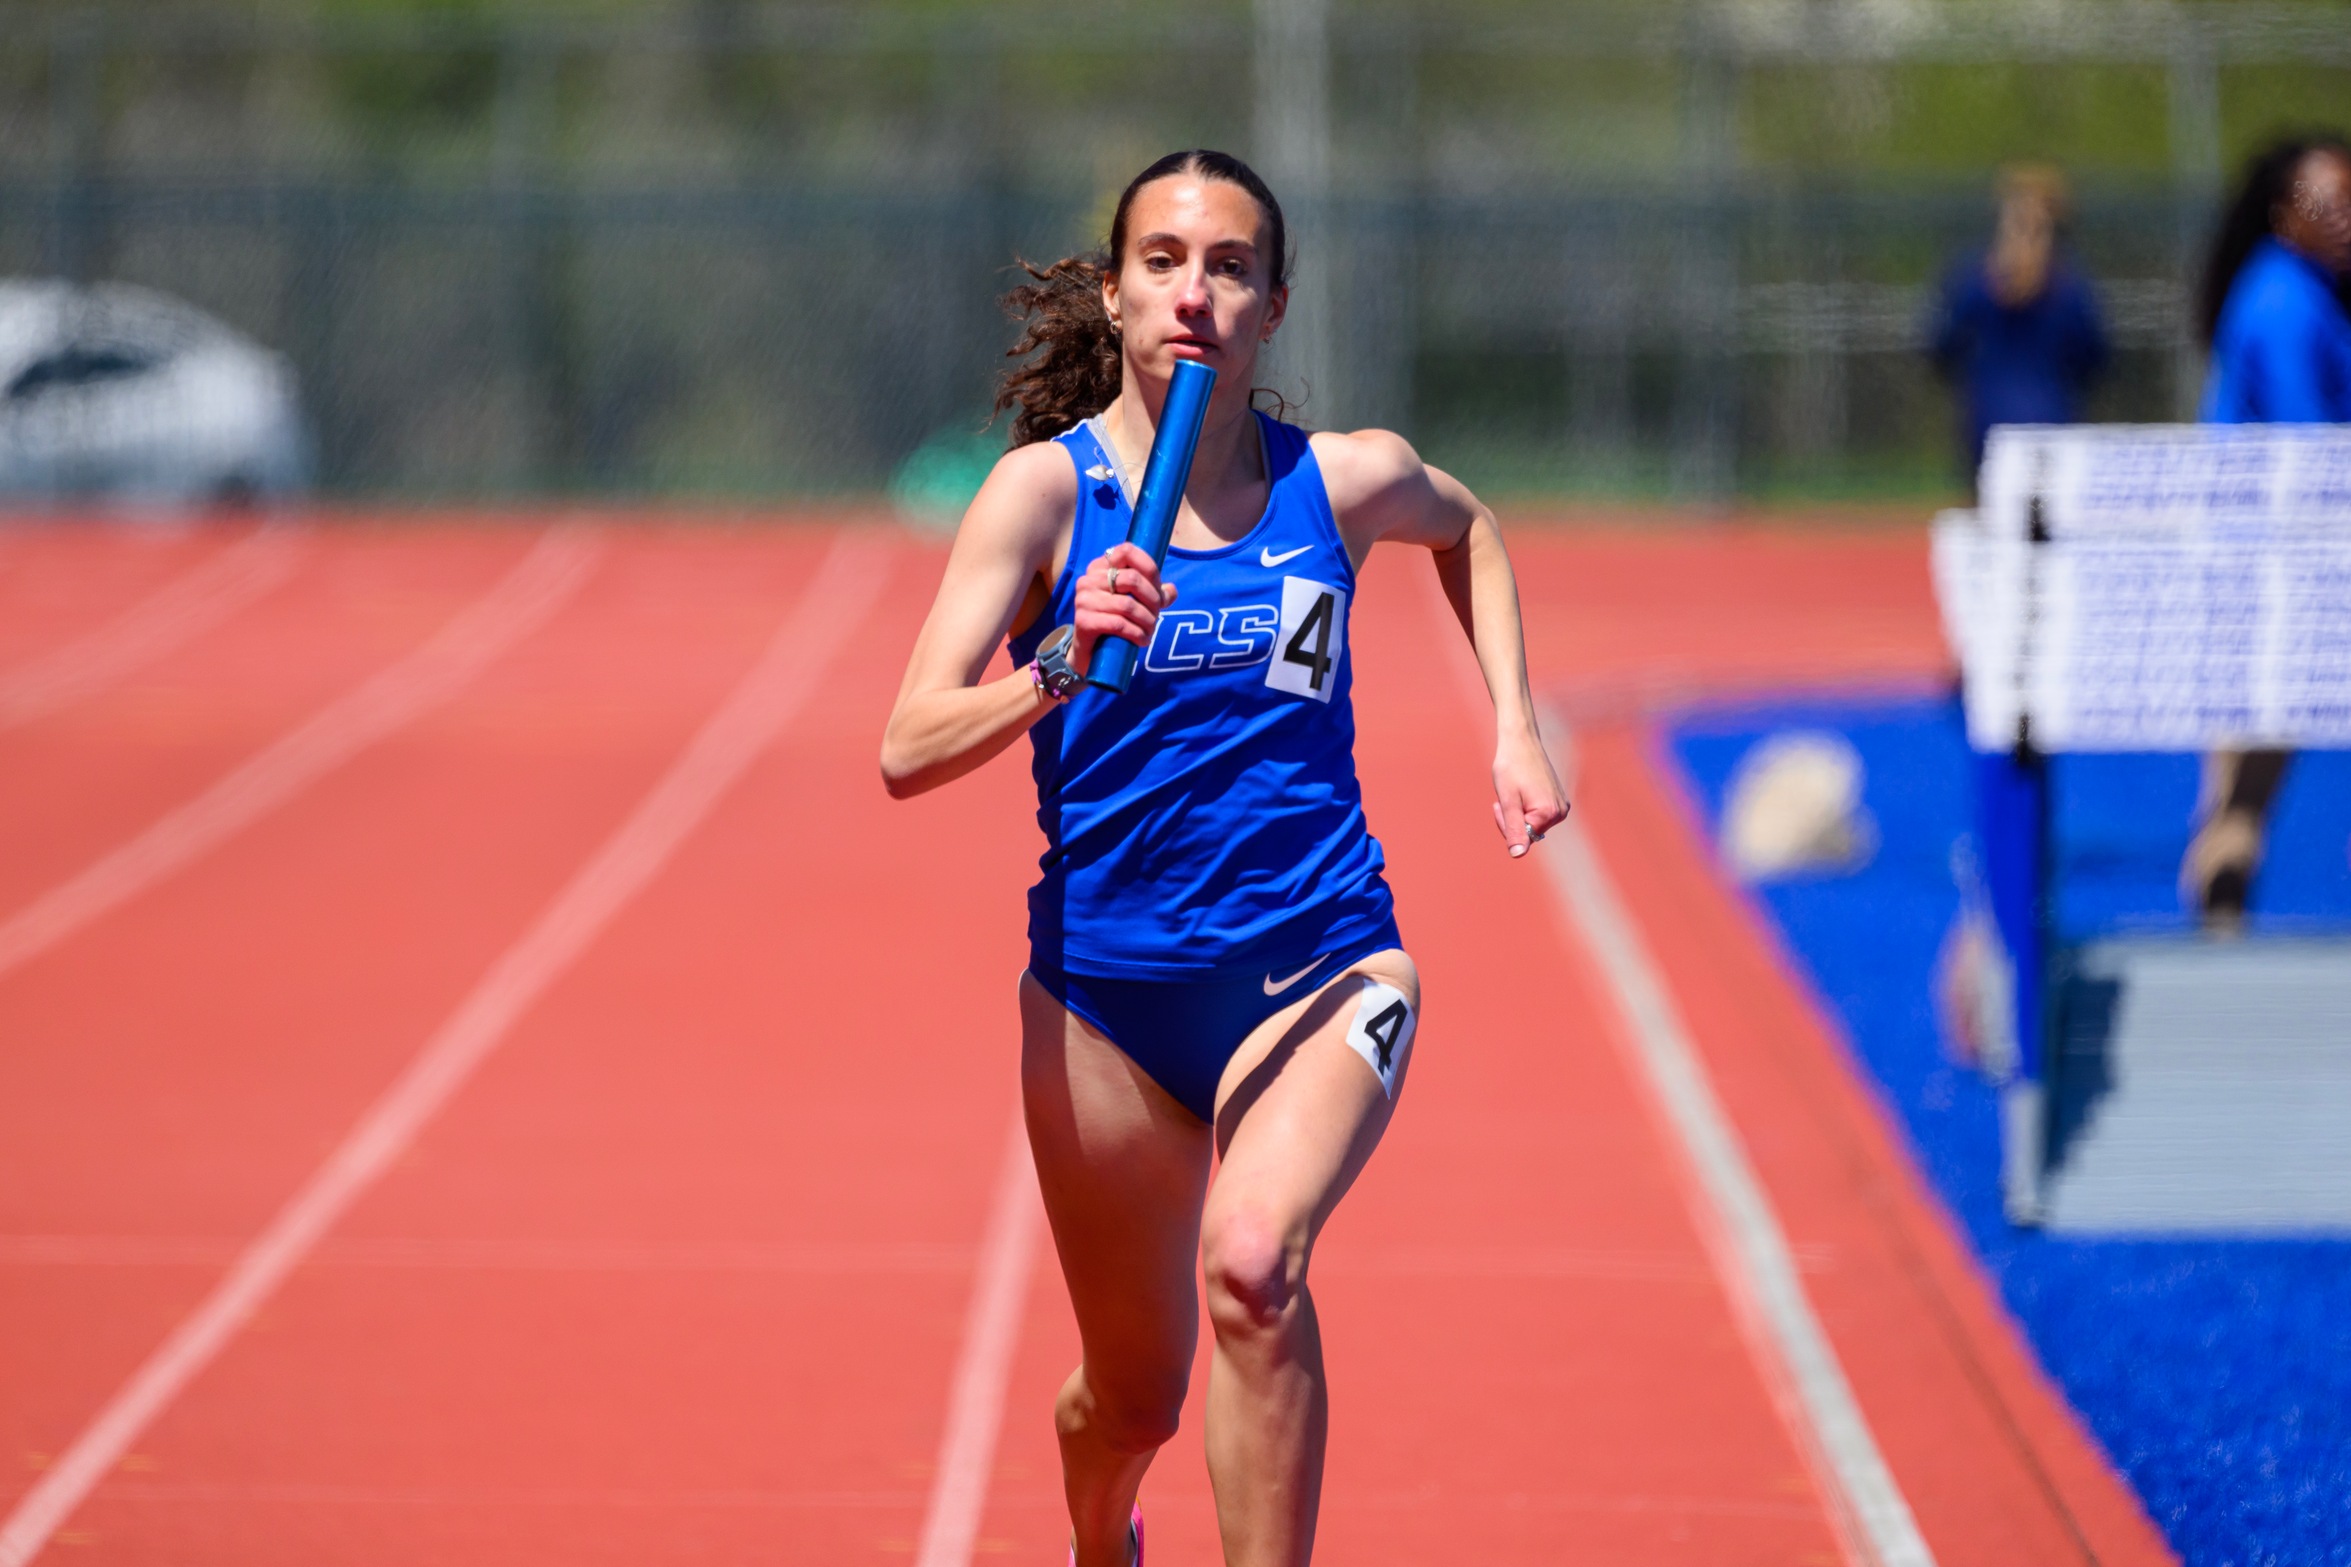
[
  {"xmin": 0, "ymin": 529, "xmax": 598, "ymax": 985},
  {"xmin": 0, "ymin": 535, "xmax": 892, "ymax": 1565},
  {"xmin": 0, "ymin": 529, "xmax": 554, "ymax": 922},
  {"xmin": 19, "ymin": 530, "xmax": 1043, "ymax": 1564},
  {"xmin": 1506, "ymin": 529, "xmax": 1947, "ymax": 721},
  {"xmin": 0, "ymin": 528, "xmax": 301, "ymax": 733},
  {"xmin": 0, "ymin": 531, "xmax": 839, "ymax": 1544},
  {"xmin": 0, "ymin": 526, "xmax": 247, "ymax": 677}
]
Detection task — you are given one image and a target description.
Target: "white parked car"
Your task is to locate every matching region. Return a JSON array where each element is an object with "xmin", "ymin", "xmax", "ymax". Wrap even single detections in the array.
[{"xmin": 0, "ymin": 281, "xmax": 308, "ymax": 505}]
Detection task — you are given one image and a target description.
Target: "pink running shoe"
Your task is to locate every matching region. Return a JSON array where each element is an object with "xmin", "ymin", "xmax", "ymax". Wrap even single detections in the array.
[{"xmin": 1066, "ymin": 1504, "xmax": 1144, "ymax": 1567}]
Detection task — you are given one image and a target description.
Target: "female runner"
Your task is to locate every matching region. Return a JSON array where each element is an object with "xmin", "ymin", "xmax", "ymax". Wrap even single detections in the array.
[{"xmin": 881, "ymin": 149, "xmax": 1567, "ymax": 1567}]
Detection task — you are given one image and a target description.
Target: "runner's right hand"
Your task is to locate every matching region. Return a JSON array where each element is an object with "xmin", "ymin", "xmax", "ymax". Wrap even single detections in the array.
[{"xmin": 1072, "ymin": 542, "xmax": 1178, "ymax": 668}]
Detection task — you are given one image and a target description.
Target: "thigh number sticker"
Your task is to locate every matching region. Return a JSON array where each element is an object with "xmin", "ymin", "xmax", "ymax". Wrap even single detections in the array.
[
  {"xmin": 1266, "ymin": 575, "xmax": 1347, "ymax": 702},
  {"xmin": 1344, "ymin": 980, "xmax": 1416, "ymax": 1098}
]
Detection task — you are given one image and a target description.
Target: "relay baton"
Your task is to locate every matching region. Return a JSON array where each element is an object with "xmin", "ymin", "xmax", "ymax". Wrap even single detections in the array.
[{"xmin": 1087, "ymin": 358, "xmax": 1219, "ymax": 693}]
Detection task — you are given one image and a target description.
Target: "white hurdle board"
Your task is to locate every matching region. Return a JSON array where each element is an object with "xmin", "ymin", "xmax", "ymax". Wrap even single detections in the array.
[
  {"xmin": 1936, "ymin": 425, "xmax": 2351, "ymax": 754},
  {"xmin": 1976, "ymin": 422, "xmax": 2351, "ymax": 542},
  {"xmin": 1934, "ymin": 424, "xmax": 2351, "ymax": 1234}
]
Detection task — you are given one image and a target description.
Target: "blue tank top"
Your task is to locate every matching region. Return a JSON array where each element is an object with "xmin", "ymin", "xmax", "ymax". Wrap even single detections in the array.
[{"xmin": 1008, "ymin": 412, "xmax": 1398, "ymax": 979}]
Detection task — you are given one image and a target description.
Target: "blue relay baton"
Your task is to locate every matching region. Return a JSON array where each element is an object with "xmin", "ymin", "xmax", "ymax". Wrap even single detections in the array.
[{"xmin": 1087, "ymin": 358, "xmax": 1219, "ymax": 693}]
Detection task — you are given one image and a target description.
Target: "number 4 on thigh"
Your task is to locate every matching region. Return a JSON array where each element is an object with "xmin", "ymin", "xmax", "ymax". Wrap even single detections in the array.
[{"xmin": 1342, "ymin": 980, "xmax": 1415, "ymax": 1098}]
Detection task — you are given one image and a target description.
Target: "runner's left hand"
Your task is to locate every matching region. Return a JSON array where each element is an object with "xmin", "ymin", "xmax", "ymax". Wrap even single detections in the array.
[{"xmin": 1492, "ymin": 727, "xmax": 1569, "ymax": 858}]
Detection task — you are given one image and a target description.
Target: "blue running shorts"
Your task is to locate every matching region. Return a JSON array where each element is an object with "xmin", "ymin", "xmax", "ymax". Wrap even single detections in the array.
[{"xmin": 1029, "ymin": 918, "xmax": 1404, "ymax": 1122}]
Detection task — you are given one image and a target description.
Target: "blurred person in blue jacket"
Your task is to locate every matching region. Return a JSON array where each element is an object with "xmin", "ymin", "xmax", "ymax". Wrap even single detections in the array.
[
  {"xmin": 2185, "ymin": 133, "xmax": 2351, "ymax": 929},
  {"xmin": 1929, "ymin": 164, "xmax": 2110, "ymax": 488},
  {"xmin": 1934, "ymin": 168, "xmax": 2110, "ymax": 1077},
  {"xmin": 2198, "ymin": 134, "xmax": 2351, "ymax": 424}
]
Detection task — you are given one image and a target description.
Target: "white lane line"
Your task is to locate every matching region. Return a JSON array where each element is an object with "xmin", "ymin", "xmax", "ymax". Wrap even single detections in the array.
[
  {"xmin": 1539, "ymin": 810, "xmax": 1933, "ymax": 1567},
  {"xmin": 1411, "ymin": 561, "xmax": 1931, "ymax": 1567},
  {"xmin": 0, "ymin": 528, "xmax": 599, "ymax": 985},
  {"xmin": 913, "ymin": 1116, "xmax": 1044, "ymax": 1567},
  {"xmin": 0, "ymin": 528, "xmax": 305, "ymax": 731},
  {"xmin": 0, "ymin": 532, "xmax": 894, "ymax": 1567}
]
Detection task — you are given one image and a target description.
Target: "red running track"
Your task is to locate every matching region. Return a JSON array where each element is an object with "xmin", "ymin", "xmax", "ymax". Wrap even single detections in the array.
[{"xmin": 0, "ymin": 516, "xmax": 2173, "ymax": 1565}]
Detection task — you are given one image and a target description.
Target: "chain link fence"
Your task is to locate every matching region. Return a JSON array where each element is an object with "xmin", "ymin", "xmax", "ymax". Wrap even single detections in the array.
[{"xmin": 1, "ymin": 4, "xmax": 2343, "ymax": 504}]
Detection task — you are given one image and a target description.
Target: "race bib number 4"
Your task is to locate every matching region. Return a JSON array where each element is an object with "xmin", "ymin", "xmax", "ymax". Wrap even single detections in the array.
[
  {"xmin": 1344, "ymin": 979, "xmax": 1416, "ymax": 1099},
  {"xmin": 1266, "ymin": 575, "xmax": 1347, "ymax": 702}
]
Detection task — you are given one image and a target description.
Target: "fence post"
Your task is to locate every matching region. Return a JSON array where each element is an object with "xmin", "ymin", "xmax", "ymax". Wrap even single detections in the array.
[
  {"xmin": 47, "ymin": 18, "xmax": 105, "ymax": 283},
  {"xmin": 288, "ymin": 180, "xmax": 347, "ymax": 490},
  {"xmin": 1672, "ymin": 20, "xmax": 1737, "ymax": 505},
  {"xmin": 1791, "ymin": 221, "xmax": 1848, "ymax": 470},
  {"xmin": 496, "ymin": 26, "xmax": 572, "ymax": 490},
  {"xmin": 937, "ymin": 21, "xmax": 1007, "ymax": 451},
  {"xmin": 1566, "ymin": 207, "xmax": 1633, "ymax": 474},
  {"xmin": 1254, "ymin": 0, "xmax": 1335, "ymax": 425},
  {"xmin": 1354, "ymin": 13, "xmax": 1418, "ymax": 436},
  {"xmin": 2166, "ymin": 21, "xmax": 2221, "ymax": 419}
]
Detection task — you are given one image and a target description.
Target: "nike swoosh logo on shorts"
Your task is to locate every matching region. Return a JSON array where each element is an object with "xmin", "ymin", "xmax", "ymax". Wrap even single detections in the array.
[
  {"xmin": 1263, "ymin": 956, "xmax": 1328, "ymax": 995},
  {"xmin": 1260, "ymin": 545, "xmax": 1312, "ymax": 568}
]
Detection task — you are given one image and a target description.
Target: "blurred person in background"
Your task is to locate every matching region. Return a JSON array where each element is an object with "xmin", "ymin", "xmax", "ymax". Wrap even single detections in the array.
[
  {"xmin": 1928, "ymin": 164, "xmax": 2111, "ymax": 490},
  {"xmin": 2184, "ymin": 132, "xmax": 2351, "ymax": 930},
  {"xmin": 1931, "ymin": 168, "xmax": 2111, "ymax": 1063}
]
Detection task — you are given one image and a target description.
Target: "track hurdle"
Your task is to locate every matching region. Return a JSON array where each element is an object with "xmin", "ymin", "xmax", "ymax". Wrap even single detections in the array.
[{"xmin": 1934, "ymin": 424, "xmax": 2351, "ymax": 1231}]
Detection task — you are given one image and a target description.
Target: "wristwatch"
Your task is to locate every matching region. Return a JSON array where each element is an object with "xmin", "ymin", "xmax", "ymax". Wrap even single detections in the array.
[{"xmin": 1032, "ymin": 623, "xmax": 1086, "ymax": 702}]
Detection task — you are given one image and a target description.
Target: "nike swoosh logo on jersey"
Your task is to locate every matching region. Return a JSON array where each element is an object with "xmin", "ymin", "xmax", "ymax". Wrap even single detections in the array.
[
  {"xmin": 1263, "ymin": 956, "xmax": 1328, "ymax": 995},
  {"xmin": 1260, "ymin": 545, "xmax": 1312, "ymax": 568}
]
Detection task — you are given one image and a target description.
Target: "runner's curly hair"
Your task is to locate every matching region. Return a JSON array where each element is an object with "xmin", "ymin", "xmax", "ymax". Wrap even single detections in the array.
[{"xmin": 994, "ymin": 149, "xmax": 1291, "ymax": 447}]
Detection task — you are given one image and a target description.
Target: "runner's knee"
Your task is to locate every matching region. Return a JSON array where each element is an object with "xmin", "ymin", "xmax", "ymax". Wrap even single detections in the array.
[
  {"xmin": 1202, "ymin": 1208, "xmax": 1302, "ymax": 1336},
  {"xmin": 1060, "ymin": 1365, "xmax": 1186, "ymax": 1454}
]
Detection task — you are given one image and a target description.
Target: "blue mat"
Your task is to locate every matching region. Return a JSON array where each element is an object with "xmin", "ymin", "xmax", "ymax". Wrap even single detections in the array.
[{"xmin": 1665, "ymin": 698, "xmax": 2351, "ymax": 1567}]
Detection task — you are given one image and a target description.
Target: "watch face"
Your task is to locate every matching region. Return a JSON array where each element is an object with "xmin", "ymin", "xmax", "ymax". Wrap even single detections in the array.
[{"xmin": 1036, "ymin": 623, "xmax": 1082, "ymax": 697}]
